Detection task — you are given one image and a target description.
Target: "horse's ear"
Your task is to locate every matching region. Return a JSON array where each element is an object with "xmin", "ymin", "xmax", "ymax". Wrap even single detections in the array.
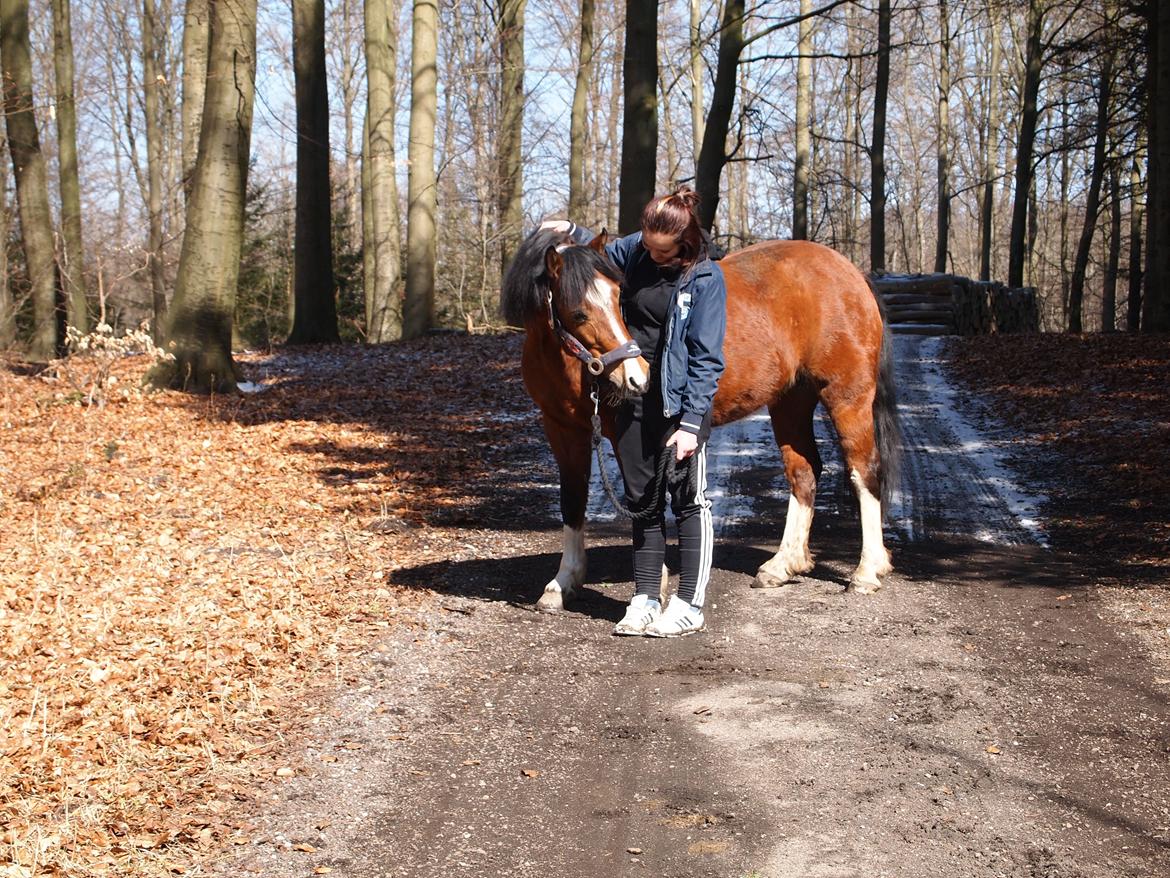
[
  {"xmin": 544, "ymin": 245, "xmax": 563, "ymax": 281},
  {"xmin": 588, "ymin": 229, "xmax": 609, "ymax": 252}
]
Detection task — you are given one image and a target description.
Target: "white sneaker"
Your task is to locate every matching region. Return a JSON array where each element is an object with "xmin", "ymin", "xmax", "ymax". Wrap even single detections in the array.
[
  {"xmin": 644, "ymin": 596, "xmax": 705, "ymax": 638},
  {"xmin": 613, "ymin": 594, "xmax": 660, "ymax": 636}
]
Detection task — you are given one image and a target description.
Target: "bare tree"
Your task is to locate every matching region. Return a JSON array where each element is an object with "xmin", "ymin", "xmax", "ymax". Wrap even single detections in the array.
[
  {"xmin": 696, "ymin": 0, "xmax": 743, "ymax": 231},
  {"xmin": 287, "ymin": 0, "xmax": 339, "ymax": 344},
  {"xmin": 142, "ymin": 0, "xmax": 168, "ymax": 338},
  {"xmin": 156, "ymin": 0, "xmax": 258, "ymax": 391},
  {"xmin": 934, "ymin": 0, "xmax": 953, "ymax": 273},
  {"xmin": 1008, "ymin": 0, "xmax": 1044, "ymax": 288},
  {"xmin": 497, "ymin": 0, "xmax": 526, "ymax": 275},
  {"xmin": 569, "ymin": 0, "xmax": 594, "ymax": 220},
  {"xmin": 793, "ymin": 0, "xmax": 812, "ymax": 239},
  {"xmin": 181, "ymin": 0, "xmax": 209, "ymax": 199},
  {"xmin": 51, "ymin": 0, "xmax": 87, "ymax": 332},
  {"xmin": 1068, "ymin": 17, "xmax": 1116, "ymax": 334},
  {"xmin": 870, "ymin": 0, "xmax": 890, "ymax": 272},
  {"xmin": 1, "ymin": 0, "xmax": 58, "ymax": 359},
  {"xmin": 1145, "ymin": 0, "xmax": 1170, "ymax": 331},
  {"xmin": 619, "ymin": 0, "xmax": 657, "ymax": 231},
  {"xmin": 364, "ymin": 0, "xmax": 402, "ymax": 342},
  {"xmin": 404, "ymin": 0, "xmax": 437, "ymax": 338}
]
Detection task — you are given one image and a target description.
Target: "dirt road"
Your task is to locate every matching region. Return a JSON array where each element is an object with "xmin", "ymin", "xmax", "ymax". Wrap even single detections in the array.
[{"xmin": 213, "ymin": 337, "xmax": 1170, "ymax": 878}]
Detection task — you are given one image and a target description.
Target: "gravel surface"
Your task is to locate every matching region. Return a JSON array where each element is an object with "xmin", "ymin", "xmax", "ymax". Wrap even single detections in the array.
[{"xmin": 208, "ymin": 337, "xmax": 1170, "ymax": 878}]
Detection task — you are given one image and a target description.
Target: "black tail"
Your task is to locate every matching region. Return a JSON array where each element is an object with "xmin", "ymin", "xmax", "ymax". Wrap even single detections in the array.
[{"xmin": 870, "ymin": 281, "xmax": 903, "ymax": 512}]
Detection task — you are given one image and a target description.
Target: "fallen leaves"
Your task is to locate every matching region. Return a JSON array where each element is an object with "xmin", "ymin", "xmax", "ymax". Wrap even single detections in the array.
[
  {"xmin": 946, "ymin": 335, "xmax": 1170, "ymax": 580},
  {"xmin": 0, "ymin": 335, "xmax": 543, "ymax": 878}
]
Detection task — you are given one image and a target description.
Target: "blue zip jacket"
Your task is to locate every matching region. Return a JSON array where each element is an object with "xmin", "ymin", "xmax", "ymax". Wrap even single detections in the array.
[{"xmin": 562, "ymin": 224, "xmax": 726, "ymax": 435}]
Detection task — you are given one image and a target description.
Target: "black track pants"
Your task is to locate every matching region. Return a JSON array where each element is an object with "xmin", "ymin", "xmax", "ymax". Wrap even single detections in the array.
[{"xmin": 615, "ymin": 394, "xmax": 714, "ymax": 608}]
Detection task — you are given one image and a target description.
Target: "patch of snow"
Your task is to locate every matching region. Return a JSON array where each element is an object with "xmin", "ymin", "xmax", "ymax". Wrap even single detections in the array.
[{"xmin": 236, "ymin": 381, "xmax": 268, "ymax": 394}]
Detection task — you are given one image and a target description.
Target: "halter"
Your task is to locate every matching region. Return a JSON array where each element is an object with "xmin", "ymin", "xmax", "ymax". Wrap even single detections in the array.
[{"xmin": 546, "ymin": 291, "xmax": 642, "ymax": 376}]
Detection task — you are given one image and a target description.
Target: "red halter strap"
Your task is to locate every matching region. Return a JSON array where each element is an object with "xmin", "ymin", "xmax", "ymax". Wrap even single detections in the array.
[{"xmin": 546, "ymin": 292, "xmax": 642, "ymax": 376}]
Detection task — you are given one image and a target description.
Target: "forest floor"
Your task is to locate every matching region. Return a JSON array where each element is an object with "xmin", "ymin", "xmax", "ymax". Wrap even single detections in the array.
[{"xmin": 0, "ymin": 330, "xmax": 1167, "ymax": 878}]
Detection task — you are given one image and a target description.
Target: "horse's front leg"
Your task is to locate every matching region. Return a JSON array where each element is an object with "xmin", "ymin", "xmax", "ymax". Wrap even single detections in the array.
[{"xmin": 536, "ymin": 419, "xmax": 592, "ymax": 612}]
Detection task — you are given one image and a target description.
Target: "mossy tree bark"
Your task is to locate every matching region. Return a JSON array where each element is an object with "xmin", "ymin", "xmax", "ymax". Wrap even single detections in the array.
[
  {"xmin": 142, "ymin": 0, "xmax": 168, "ymax": 340},
  {"xmin": 792, "ymin": 0, "xmax": 812, "ymax": 240},
  {"xmin": 1, "ymin": 0, "xmax": 59, "ymax": 360},
  {"xmin": 155, "ymin": 0, "xmax": 256, "ymax": 393}
]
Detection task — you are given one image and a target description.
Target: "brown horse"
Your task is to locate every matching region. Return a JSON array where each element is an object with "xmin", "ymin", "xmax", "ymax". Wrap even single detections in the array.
[{"xmin": 501, "ymin": 228, "xmax": 901, "ymax": 612}]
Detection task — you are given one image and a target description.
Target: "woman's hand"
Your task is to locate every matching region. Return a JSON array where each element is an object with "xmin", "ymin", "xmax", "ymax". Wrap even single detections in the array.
[
  {"xmin": 665, "ymin": 430, "xmax": 698, "ymax": 461},
  {"xmin": 539, "ymin": 219, "xmax": 572, "ymax": 233}
]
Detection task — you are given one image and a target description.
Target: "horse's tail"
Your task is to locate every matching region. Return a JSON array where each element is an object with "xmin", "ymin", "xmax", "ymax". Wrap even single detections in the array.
[{"xmin": 869, "ymin": 279, "xmax": 903, "ymax": 513}]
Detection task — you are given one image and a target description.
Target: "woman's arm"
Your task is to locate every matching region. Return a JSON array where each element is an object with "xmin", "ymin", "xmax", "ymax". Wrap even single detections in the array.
[{"xmin": 677, "ymin": 265, "xmax": 727, "ymax": 435}]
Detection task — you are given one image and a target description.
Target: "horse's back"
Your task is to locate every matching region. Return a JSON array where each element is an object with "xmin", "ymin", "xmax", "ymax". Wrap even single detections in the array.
[{"xmin": 713, "ymin": 239, "xmax": 884, "ymax": 425}]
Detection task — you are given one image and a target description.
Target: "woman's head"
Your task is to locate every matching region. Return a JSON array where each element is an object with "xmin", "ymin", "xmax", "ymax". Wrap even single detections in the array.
[{"xmin": 639, "ymin": 186, "xmax": 704, "ymax": 269}]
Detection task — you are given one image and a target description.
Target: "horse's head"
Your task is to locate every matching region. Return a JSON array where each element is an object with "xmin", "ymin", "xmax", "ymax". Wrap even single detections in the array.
[{"xmin": 502, "ymin": 228, "xmax": 650, "ymax": 399}]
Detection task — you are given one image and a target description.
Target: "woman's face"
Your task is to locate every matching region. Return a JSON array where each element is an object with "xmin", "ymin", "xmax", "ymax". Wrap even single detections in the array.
[{"xmin": 642, "ymin": 230, "xmax": 680, "ymax": 265}]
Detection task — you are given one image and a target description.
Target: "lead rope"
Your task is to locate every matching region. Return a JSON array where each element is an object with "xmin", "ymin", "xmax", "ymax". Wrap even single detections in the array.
[{"xmin": 590, "ymin": 383, "xmax": 692, "ymax": 523}]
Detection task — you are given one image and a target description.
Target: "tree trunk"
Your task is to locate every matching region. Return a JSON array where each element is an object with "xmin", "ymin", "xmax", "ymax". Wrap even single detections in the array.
[
  {"xmin": 1127, "ymin": 145, "xmax": 1144, "ymax": 331},
  {"xmin": 155, "ymin": 0, "xmax": 257, "ymax": 392},
  {"xmin": 689, "ymin": 0, "xmax": 703, "ymax": 174},
  {"xmin": 361, "ymin": 109, "xmax": 375, "ymax": 331},
  {"xmin": 1144, "ymin": 0, "xmax": 1170, "ymax": 331},
  {"xmin": 1009, "ymin": 0, "xmax": 1044, "ymax": 289},
  {"xmin": 50, "ymin": 0, "xmax": 86, "ymax": 333},
  {"xmin": 287, "ymin": 0, "xmax": 338, "ymax": 344},
  {"xmin": 933, "ymin": 0, "xmax": 951, "ymax": 273},
  {"xmin": 569, "ymin": 0, "xmax": 594, "ymax": 219},
  {"xmin": 497, "ymin": 0, "xmax": 526, "ymax": 278},
  {"xmin": 1, "ymin": 0, "xmax": 58, "ymax": 359},
  {"xmin": 1068, "ymin": 44, "xmax": 1114, "ymax": 334},
  {"xmin": 0, "ymin": 137, "xmax": 10, "ymax": 347},
  {"xmin": 142, "ymin": 0, "xmax": 168, "ymax": 339},
  {"xmin": 618, "ymin": 0, "xmax": 658, "ymax": 232},
  {"xmin": 364, "ymin": 0, "xmax": 402, "ymax": 342},
  {"xmin": 1102, "ymin": 161, "xmax": 1120, "ymax": 332},
  {"xmin": 696, "ymin": 0, "xmax": 744, "ymax": 232},
  {"xmin": 792, "ymin": 0, "xmax": 812, "ymax": 240},
  {"xmin": 979, "ymin": 2, "xmax": 1000, "ymax": 281},
  {"xmin": 869, "ymin": 0, "xmax": 890, "ymax": 273},
  {"xmin": 404, "ymin": 0, "xmax": 437, "ymax": 338},
  {"xmin": 843, "ymin": 0, "xmax": 858, "ymax": 261},
  {"xmin": 181, "ymin": 0, "xmax": 208, "ymax": 200}
]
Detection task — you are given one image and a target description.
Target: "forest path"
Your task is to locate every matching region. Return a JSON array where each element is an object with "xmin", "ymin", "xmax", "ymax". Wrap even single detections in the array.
[{"xmin": 211, "ymin": 337, "xmax": 1170, "ymax": 878}]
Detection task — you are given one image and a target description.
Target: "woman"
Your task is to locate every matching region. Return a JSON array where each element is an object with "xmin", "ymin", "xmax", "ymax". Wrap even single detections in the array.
[{"xmin": 549, "ymin": 187, "xmax": 726, "ymax": 637}]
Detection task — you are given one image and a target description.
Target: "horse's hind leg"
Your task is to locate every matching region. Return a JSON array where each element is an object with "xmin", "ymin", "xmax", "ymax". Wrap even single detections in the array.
[
  {"xmin": 823, "ymin": 387, "xmax": 892, "ymax": 593},
  {"xmin": 537, "ymin": 418, "xmax": 591, "ymax": 612},
  {"xmin": 754, "ymin": 383, "xmax": 821, "ymax": 589}
]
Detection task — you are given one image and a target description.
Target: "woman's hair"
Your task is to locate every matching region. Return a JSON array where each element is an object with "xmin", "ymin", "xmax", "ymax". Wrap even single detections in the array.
[{"xmin": 639, "ymin": 186, "xmax": 705, "ymax": 269}]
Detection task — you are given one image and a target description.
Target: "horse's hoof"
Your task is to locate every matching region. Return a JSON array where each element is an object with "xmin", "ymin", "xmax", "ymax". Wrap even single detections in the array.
[
  {"xmin": 751, "ymin": 569, "xmax": 790, "ymax": 590},
  {"xmin": 848, "ymin": 576, "xmax": 882, "ymax": 595},
  {"xmin": 536, "ymin": 589, "xmax": 566, "ymax": 613}
]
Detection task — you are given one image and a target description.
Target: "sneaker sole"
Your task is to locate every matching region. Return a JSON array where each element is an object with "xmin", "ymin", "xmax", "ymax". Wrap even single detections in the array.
[{"xmin": 644, "ymin": 625, "xmax": 704, "ymax": 638}]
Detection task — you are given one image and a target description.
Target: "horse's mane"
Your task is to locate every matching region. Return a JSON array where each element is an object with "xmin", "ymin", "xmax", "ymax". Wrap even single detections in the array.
[{"xmin": 501, "ymin": 228, "xmax": 623, "ymax": 326}]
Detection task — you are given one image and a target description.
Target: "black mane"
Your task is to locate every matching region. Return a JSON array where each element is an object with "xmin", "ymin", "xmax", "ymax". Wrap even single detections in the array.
[{"xmin": 500, "ymin": 228, "xmax": 622, "ymax": 326}]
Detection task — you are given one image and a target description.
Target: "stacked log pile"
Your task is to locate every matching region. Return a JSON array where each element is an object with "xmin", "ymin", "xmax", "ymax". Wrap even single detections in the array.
[{"xmin": 871, "ymin": 274, "xmax": 1038, "ymax": 336}]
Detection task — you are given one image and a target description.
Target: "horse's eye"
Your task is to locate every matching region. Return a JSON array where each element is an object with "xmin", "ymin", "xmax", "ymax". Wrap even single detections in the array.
[{"xmin": 571, "ymin": 310, "xmax": 589, "ymax": 325}]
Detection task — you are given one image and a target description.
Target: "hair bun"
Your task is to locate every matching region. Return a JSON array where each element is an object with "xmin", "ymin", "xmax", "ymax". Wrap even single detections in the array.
[{"xmin": 671, "ymin": 185, "xmax": 701, "ymax": 211}]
